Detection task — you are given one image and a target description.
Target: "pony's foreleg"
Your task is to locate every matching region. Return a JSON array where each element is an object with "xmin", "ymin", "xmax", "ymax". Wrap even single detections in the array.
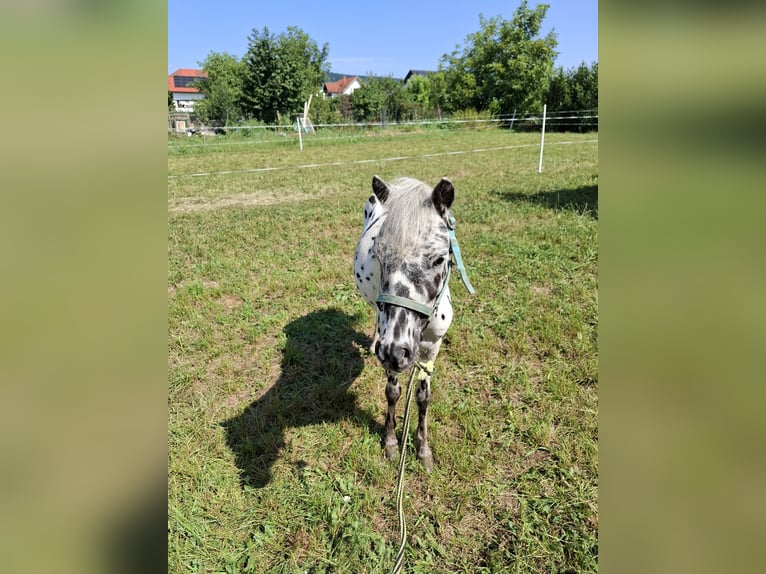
[
  {"xmin": 369, "ymin": 308, "xmax": 380, "ymax": 354},
  {"xmin": 384, "ymin": 370, "xmax": 401, "ymax": 459},
  {"xmin": 415, "ymin": 370, "xmax": 434, "ymax": 472},
  {"xmin": 415, "ymin": 340, "xmax": 443, "ymax": 472},
  {"xmin": 369, "ymin": 329, "xmax": 379, "ymax": 355}
]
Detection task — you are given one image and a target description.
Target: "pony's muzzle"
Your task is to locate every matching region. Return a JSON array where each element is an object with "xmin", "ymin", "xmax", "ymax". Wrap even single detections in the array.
[{"xmin": 375, "ymin": 340, "xmax": 415, "ymax": 373}]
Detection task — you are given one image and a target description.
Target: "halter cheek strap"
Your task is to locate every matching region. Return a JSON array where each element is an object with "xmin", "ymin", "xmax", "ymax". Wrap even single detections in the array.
[{"xmin": 447, "ymin": 215, "xmax": 475, "ymax": 295}]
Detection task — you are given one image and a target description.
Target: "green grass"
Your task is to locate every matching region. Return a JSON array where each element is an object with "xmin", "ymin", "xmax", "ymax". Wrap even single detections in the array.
[{"xmin": 168, "ymin": 128, "xmax": 598, "ymax": 573}]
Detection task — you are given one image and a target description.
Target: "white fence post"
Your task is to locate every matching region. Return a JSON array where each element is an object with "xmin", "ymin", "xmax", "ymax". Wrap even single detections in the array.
[
  {"xmin": 297, "ymin": 117, "xmax": 303, "ymax": 151},
  {"xmin": 537, "ymin": 104, "xmax": 547, "ymax": 173}
]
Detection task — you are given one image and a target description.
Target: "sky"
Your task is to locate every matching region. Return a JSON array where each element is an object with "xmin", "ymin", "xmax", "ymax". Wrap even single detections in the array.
[{"xmin": 168, "ymin": 1, "xmax": 597, "ymax": 78}]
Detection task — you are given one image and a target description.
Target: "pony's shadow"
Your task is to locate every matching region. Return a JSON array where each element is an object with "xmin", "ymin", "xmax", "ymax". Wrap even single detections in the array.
[
  {"xmin": 494, "ymin": 184, "xmax": 598, "ymax": 219},
  {"xmin": 221, "ymin": 307, "xmax": 381, "ymax": 489}
]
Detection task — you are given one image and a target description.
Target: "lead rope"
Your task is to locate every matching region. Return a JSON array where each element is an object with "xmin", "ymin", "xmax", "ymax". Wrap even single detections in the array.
[
  {"xmin": 390, "ymin": 361, "xmax": 433, "ymax": 574},
  {"xmin": 390, "ymin": 216, "xmax": 473, "ymax": 573}
]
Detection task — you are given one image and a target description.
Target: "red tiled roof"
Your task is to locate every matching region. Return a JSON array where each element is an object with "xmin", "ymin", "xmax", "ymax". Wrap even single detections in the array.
[
  {"xmin": 168, "ymin": 68, "xmax": 208, "ymax": 93},
  {"xmin": 323, "ymin": 76, "xmax": 358, "ymax": 95}
]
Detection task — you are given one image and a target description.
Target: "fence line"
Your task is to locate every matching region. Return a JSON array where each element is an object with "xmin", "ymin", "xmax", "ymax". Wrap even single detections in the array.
[
  {"xmin": 169, "ymin": 110, "xmax": 598, "ymax": 139},
  {"xmin": 167, "ymin": 122, "xmax": 599, "ymax": 150},
  {"xmin": 168, "ymin": 138, "xmax": 597, "ymax": 180},
  {"xmin": 169, "ymin": 114, "xmax": 598, "ymax": 135}
]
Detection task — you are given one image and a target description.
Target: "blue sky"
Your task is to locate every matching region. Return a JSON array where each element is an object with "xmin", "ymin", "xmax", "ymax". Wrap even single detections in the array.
[{"xmin": 168, "ymin": 1, "xmax": 597, "ymax": 77}]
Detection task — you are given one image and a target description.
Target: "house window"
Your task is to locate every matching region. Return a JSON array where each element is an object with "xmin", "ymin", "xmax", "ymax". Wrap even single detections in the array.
[{"xmin": 174, "ymin": 76, "xmax": 202, "ymax": 88}]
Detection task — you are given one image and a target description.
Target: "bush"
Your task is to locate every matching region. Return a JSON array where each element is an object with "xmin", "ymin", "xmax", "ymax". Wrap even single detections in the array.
[{"xmin": 449, "ymin": 108, "xmax": 495, "ymax": 130}]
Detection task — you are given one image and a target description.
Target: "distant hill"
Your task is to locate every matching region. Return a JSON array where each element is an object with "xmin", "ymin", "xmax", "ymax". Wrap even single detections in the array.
[{"xmin": 326, "ymin": 71, "xmax": 403, "ymax": 83}]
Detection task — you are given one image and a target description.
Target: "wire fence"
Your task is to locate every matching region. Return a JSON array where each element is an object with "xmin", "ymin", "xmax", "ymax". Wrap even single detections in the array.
[{"xmin": 167, "ymin": 108, "xmax": 598, "ymax": 151}]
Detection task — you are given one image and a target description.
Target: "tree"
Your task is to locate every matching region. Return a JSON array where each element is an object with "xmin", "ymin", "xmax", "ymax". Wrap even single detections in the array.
[
  {"xmin": 569, "ymin": 61, "xmax": 598, "ymax": 132},
  {"xmin": 547, "ymin": 66, "xmax": 572, "ymax": 112},
  {"xmin": 406, "ymin": 74, "xmax": 444, "ymax": 119},
  {"xmin": 309, "ymin": 93, "xmax": 342, "ymax": 125},
  {"xmin": 546, "ymin": 61, "xmax": 598, "ymax": 132},
  {"xmin": 405, "ymin": 75, "xmax": 428, "ymax": 118},
  {"xmin": 194, "ymin": 52, "xmax": 246, "ymax": 125},
  {"xmin": 570, "ymin": 61, "xmax": 598, "ymax": 113},
  {"xmin": 350, "ymin": 78, "xmax": 380, "ymax": 122},
  {"xmin": 425, "ymin": 71, "xmax": 448, "ymax": 119},
  {"xmin": 351, "ymin": 75, "xmax": 409, "ymax": 122},
  {"xmin": 240, "ymin": 26, "xmax": 330, "ymax": 124},
  {"xmin": 439, "ymin": 2, "xmax": 558, "ymax": 116},
  {"xmin": 437, "ymin": 54, "xmax": 478, "ymax": 114}
]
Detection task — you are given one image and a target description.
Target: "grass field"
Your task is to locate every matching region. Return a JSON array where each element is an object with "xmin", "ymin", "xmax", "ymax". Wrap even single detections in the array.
[{"xmin": 168, "ymin": 127, "xmax": 598, "ymax": 573}]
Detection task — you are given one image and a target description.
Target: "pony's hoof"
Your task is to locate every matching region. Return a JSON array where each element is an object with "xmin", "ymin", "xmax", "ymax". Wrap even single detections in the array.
[
  {"xmin": 417, "ymin": 445, "xmax": 433, "ymax": 473},
  {"xmin": 418, "ymin": 454, "xmax": 434, "ymax": 473},
  {"xmin": 384, "ymin": 444, "xmax": 399, "ymax": 461}
]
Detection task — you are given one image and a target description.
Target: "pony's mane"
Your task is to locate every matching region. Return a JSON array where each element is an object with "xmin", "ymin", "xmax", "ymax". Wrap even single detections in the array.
[{"xmin": 378, "ymin": 177, "xmax": 440, "ymax": 263}]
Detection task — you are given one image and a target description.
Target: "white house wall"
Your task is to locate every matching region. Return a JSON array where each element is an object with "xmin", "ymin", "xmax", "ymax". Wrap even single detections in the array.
[
  {"xmin": 343, "ymin": 80, "xmax": 361, "ymax": 95},
  {"xmin": 172, "ymin": 92, "xmax": 205, "ymax": 111}
]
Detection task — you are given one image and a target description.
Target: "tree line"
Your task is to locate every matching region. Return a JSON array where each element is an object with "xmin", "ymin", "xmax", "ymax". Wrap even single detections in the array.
[{"xmin": 179, "ymin": 2, "xmax": 597, "ymax": 132}]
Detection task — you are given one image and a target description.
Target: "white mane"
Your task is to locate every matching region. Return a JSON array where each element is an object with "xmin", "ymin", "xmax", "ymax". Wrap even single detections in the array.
[{"xmin": 377, "ymin": 177, "xmax": 440, "ymax": 263}]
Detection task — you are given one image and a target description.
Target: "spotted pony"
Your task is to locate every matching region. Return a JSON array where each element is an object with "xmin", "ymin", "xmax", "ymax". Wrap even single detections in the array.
[{"xmin": 354, "ymin": 175, "xmax": 457, "ymax": 471}]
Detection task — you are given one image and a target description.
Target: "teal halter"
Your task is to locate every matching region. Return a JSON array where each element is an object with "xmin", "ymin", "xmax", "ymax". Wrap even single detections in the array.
[
  {"xmin": 447, "ymin": 215, "xmax": 475, "ymax": 296},
  {"xmin": 376, "ymin": 215, "xmax": 474, "ymax": 320}
]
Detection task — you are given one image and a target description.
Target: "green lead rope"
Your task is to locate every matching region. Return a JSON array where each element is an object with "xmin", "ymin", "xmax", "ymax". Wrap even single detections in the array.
[
  {"xmin": 390, "ymin": 361, "xmax": 433, "ymax": 574},
  {"xmin": 448, "ymin": 216, "xmax": 475, "ymax": 295},
  {"xmin": 389, "ymin": 217, "xmax": 473, "ymax": 574}
]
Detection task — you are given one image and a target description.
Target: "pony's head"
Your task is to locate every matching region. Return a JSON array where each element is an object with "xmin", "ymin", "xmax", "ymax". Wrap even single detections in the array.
[{"xmin": 371, "ymin": 176, "xmax": 454, "ymax": 372}]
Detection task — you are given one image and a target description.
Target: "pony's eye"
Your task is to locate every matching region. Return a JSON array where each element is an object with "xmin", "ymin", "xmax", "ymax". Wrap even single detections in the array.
[
  {"xmin": 377, "ymin": 301, "xmax": 384, "ymax": 311},
  {"xmin": 433, "ymin": 256, "xmax": 445, "ymax": 267}
]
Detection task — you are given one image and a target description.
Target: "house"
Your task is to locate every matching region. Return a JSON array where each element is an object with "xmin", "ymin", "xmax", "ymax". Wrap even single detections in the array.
[
  {"xmin": 322, "ymin": 76, "xmax": 360, "ymax": 98},
  {"xmin": 404, "ymin": 69, "xmax": 434, "ymax": 85},
  {"xmin": 168, "ymin": 68, "xmax": 207, "ymax": 112}
]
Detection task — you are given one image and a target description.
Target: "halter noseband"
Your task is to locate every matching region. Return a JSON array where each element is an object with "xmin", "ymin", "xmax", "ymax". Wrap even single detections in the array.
[
  {"xmin": 376, "ymin": 263, "xmax": 452, "ymax": 321},
  {"xmin": 375, "ymin": 215, "xmax": 474, "ymax": 321}
]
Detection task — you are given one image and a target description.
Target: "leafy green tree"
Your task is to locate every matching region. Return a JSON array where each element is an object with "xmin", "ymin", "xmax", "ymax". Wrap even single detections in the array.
[
  {"xmin": 426, "ymin": 71, "xmax": 448, "ymax": 119},
  {"xmin": 240, "ymin": 26, "xmax": 330, "ymax": 124},
  {"xmin": 570, "ymin": 61, "xmax": 598, "ymax": 112},
  {"xmin": 547, "ymin": 66, "xmax": 572, "ymax": 111},
  {"xmin": 405, "ymin": 75, "xmax": 428, "ymax": 118},
  {"xmin": 406, "ymin": 74, "xmax": 445, "ymax": 119},
  {"xmin": 351, "ymin": 75, "xmax": 409, "ymax": 122},
  {"xmin": 240, "ymin": 27, "xmax": 279, "ymax": 122},
  {"xmin": 193, "ymin": 51, "xmax": 246, "ymax": 125},
  {"xmin": 546, "ymin": 61, "xmax": 598, "ymax": 132},
  {"xmin": 337, "ymin": 94, "xmax": 352, "ymax": 121},
  {"xmin": 569, "ymin": 61, "xmax": 598, "ymax": 132},
  {"xmin": 350, "ymin": 78, "xmax": 380, "ymax": 122},
  {"xmin": 440, "ymin": 1, "xmax": 558, "ymax": 116},
  {"xmin": 309, "ymin": 93, "xmax": 342, "ymax": 125},
  {"xmin": 437, "ymin": 56, "xmax": 478, "ymax": 114}
]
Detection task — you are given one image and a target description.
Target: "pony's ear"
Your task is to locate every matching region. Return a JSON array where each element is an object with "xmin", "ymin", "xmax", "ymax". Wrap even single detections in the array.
[
  {"xmin": 432, "ymin": 178, "xmax": 454, "ymax": 214},
  {"xmin": 371, "ymin": 175, "xmax": 390, "ymax": 203}
]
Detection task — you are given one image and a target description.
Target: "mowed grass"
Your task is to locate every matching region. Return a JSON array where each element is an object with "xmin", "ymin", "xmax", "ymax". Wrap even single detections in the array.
[{"xmin": 168, "ymin": 128, "xmax": 598, "ymax": 573}]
